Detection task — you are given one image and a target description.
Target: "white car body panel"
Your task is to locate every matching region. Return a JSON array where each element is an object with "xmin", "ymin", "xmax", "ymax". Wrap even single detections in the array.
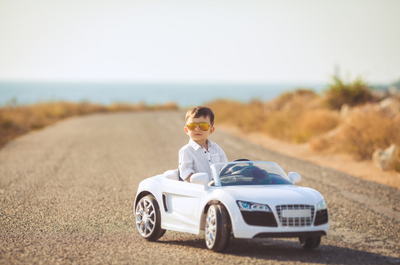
[
  {"xmin": 134, "ymin": 161, "xmax": 330, "ymax": 239},
  {"xmin": 162, "ymin": 179, "xmax": 204, "ymax": 233}
]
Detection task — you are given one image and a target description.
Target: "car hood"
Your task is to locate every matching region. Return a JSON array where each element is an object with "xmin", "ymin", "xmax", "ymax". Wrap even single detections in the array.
[{"xmin": 221, "ymin": 185, "xmax": 323, "ymax": 206}]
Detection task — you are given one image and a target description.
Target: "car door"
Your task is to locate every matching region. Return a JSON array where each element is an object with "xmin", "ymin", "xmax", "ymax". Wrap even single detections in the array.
[{"xmin": 161, "ymin": 179, "xmax": 204, "ymax": 234}]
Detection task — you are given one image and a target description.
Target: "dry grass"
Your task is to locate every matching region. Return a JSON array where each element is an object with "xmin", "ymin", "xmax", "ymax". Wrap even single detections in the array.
[
  {"xmin": 208, "ymin": 89, "xmax": 338, "ymax": 144},
  {"xmin": 208, "ymin": 87, "xmax": 400, "ymax": 172},
  {"xmin": 208, "ymin": 99, "xmax": 266, "ymax": 132},
  {"xmin": 310, "ymin": 108, "xmax": 400, "ymax": 160},
  {"xmin": 0, "ymin": 101, "xmax": 178, "ymax": 149},
  {"xmin": 294, "ymin": 109, "xmax": 340, "ymax": 143}
]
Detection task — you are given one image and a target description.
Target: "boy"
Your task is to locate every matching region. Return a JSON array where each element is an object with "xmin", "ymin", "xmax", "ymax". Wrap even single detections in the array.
[{"xmin": 179, "ymin": 106, "xmax": 228, "ymax": 182}]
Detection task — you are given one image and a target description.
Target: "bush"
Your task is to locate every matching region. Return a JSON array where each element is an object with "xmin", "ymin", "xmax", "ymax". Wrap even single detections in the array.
[
  {"xmin": 311, "ymin": 110, "xmax": 400, "ymax": 161},
  {"xmin": 207, "ymin": 99, "xmax": 266, "ymax": 132},
  {"xmin": 0, "ymin": 101, "xmax": 178, "ymax": 149},
  {"xmin": 338, "ymin": 111, "xmax": 400, "ymax": 160},
  {"xmin": 294, "ymin": 109, "xmax": 339, "ymax": 143},
  {"xmin": 266, "ymin": 89, "xmax": 317, "ymax": 112},
  {"xmin": 324, "ymin": 76, "xmax": 374, "ymax": 110},
  {"xmin": 264, "ymin": 111, "xmax": 297, "ymax": 141},
  {"xmin": 209, "ymin": 89, "xmax": 338, "ymax": 144}
]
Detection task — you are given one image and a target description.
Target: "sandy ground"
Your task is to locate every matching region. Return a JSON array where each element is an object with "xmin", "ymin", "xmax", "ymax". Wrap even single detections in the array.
[{"xmin": 219, "ymin": 125, "xmax": 400, "ymax": 191}]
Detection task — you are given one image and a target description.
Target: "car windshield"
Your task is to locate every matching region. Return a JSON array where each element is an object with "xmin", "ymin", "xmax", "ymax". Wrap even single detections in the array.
[{"xmin": 211, "ymin": 161, "xmax": 293, "ymax": 186}]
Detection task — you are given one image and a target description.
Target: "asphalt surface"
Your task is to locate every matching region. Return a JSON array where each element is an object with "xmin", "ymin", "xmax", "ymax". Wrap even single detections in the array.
[{"xmin": 0, "ymin": 111, "xmax": 399, "ymax": 264}]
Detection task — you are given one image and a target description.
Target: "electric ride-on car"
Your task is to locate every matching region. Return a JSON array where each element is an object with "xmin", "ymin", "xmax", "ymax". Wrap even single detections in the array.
[{"xmin": 134, "ymin": 160, "xmax": 330, "ymax": 252}]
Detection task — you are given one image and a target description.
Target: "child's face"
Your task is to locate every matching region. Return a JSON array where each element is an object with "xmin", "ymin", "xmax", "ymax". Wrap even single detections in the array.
[{"xmin": 184, "ymin": 115, "xmax": 215, "ymax": 143}]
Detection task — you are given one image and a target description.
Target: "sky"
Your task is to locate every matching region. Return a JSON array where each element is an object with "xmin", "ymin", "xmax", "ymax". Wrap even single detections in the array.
[{"xmin": 0, "ymin": 0, "xmax": 399, "ymax": 84}]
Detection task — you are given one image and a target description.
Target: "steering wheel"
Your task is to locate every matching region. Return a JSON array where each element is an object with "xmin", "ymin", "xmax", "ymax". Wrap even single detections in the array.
[
  {"xmin": 251, "ymin": 169, "xmax": 271, "ymax": 184},
  {"xmin": 219, "ymin": 159, "xmax": 252, "ymax": 176}
]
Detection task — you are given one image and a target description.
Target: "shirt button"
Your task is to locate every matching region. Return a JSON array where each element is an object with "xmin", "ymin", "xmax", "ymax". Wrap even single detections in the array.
[{"xmin": 204, "ymin": 151, "xmax": 206, "ymax": 153}]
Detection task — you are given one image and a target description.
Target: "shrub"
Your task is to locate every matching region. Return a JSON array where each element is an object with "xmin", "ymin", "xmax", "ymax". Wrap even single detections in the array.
[
  {"xmin": 294, "ymin": 109, "xmax": 339, "ymax": 143},
  {"xmin": 264, "ymin": 111, "xmax": 297, "ymax": 140},
  {"xmin": 339, "ymin": 111, "xmax": 399, "ymax": 159},
  {"xmin": 311, "ymin": 110, "xmax": 400, "ymax": 160},
  {"xmin": 209, "ymin": 89, "xmax": 334, "ymax": 143},
  {"xmin": 263, "ymin": 89, "xmax": 331, "ymax": 143},
  {"xmin": 0, "ymin": 101, "xmax": 178, "ymax": 149},
  {"xmin": 266, "ymin": 89, "xmax": 317, "ymax": 112},
  {"xmin": 207, "ymin": 99, "xmax": 266, "ymax": 132},
  {"xmin": 324, "ymin": 76, "xmax": 374, "ymax": 110}
]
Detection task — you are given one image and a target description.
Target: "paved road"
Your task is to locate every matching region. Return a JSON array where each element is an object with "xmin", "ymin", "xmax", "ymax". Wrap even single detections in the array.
[{"xmin": 1, "ymin": 111, "xmax": 399, "ymax": 264}]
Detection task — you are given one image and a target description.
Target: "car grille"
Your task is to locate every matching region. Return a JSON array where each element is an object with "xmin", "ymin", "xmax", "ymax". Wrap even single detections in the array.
[
  {"xmin": 275, "ymin": 204, "xmax": 315, "ymax": 227},
  {"xmin": 240, "ymin": 211, "xmax": 278, "ymax": 227},
  {"xmin": 314, "ymin": 209, "xmax": 329, "ymax": 226}
]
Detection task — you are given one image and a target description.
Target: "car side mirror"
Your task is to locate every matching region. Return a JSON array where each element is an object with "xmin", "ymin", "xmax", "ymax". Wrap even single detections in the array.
[
  {"xmin": 288, "ymin": 172, "xmax": 301, "ymax": 184},
  {"xmin": 191, "ymin": 173, "xmax": 210, "ymax": 188}
]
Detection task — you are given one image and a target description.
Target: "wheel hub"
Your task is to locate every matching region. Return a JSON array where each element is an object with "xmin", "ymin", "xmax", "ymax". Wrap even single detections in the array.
[
  {"xmin": 205, "ymin": 207, "xmax": 217, "ymax": 248},
  {"xmin": 135, "ymin": 197, "xmax": 155, "ymax": 237}
]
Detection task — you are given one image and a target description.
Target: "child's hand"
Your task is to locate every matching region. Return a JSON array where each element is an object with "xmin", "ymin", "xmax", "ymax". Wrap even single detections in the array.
[{"xmin": 185, "ymin": 173, "xmax": 194, "ymax": 182}]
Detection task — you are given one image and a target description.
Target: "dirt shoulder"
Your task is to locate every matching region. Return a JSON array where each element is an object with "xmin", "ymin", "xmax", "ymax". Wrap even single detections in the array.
[{"xmin": 219, "ymin": 125, "xmax": 400, "ymax": 191}]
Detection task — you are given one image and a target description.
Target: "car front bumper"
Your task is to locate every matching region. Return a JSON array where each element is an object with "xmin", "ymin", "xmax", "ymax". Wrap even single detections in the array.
[
  {"xmin": 233, "ymin": 223, "xmax": 330, "ymax": 239},
  {"xmin": 229, "ymin": 205, "xmax": 330, "ymax": 239}
]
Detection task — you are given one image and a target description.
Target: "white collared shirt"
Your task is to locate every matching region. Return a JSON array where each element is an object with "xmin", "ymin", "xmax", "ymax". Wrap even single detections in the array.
[{"xmin": 179, "ymin": 139, "xmax": 228, "ymax": 180}]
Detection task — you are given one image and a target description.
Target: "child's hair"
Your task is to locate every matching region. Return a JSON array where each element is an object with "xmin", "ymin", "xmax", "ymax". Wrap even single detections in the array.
[{"xmin": 185, "ymin": 106, "xmax": 215, "ymax": 125}]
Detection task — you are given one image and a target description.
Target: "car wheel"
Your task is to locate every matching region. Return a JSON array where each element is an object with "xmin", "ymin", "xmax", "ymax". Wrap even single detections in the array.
[
  {"xmin": 135, "ymin": 195, "xmax": 166, "ymax": 241},
  {"xmin": 205, "ymin": 204, "xmax": 231, "ymax": 252},
  {"xmin": 299, "ymin": 236, "xmax": 321, "ymax": 249}
]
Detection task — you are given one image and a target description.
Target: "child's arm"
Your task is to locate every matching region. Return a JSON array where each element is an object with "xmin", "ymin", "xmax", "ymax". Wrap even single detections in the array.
[{"xmin": 179, "ymin": 149, "xmax": 195, "ymax": 181}]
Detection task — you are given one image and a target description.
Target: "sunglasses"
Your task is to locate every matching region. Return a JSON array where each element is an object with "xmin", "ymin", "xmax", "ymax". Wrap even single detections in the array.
[{"xmin": 186, "ymin": 122, "xmax": 211, "ymax": 131}]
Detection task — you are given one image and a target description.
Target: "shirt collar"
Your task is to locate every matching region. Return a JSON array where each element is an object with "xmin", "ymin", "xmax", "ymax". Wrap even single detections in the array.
[{"xmin": 189, "ymin": 139, "xmax": 213, "ymax": 151}]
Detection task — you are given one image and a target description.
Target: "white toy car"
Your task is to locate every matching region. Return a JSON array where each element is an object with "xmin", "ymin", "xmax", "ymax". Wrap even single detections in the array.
[{"xmin": 134, "ymin": 160, "xmax": 330, "ymax": 252}]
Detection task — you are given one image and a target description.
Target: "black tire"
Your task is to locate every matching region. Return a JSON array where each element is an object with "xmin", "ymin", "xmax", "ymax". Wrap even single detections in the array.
[
  {"xmin": 299, "ymin": 236, "xmax": 321, "ymax": 249},
  {"xmin": 205, "ymin": 204, "xmax": 231, "ymax": 252},
  {"xmin": 135, "ymin": 195, "xmax": 166, "ymax": 241}
]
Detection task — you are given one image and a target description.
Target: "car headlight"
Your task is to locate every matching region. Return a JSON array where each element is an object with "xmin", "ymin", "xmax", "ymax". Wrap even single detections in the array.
[
  {"xmin": 316, "ymin": 199, "xmax": 327, "ymax": 211},
  {"xmin": 237, "ymin": 201, "xmax": 272, "ymax": 212}
]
